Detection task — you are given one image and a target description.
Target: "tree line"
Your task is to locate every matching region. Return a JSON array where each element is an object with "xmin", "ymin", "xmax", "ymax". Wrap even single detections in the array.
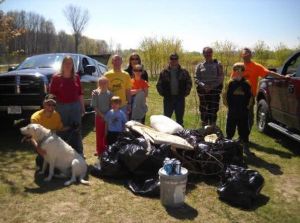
[
  {"xmin": 0, "ymin": 9, "xmax": 109, "ymax": 64},
  {"xmin": 119, "ymin": 38, "xmax": 299, "ymax": 78},
  {"xmin": 1, "ymin": 7, "xmax": 299, "ymax": 76}
]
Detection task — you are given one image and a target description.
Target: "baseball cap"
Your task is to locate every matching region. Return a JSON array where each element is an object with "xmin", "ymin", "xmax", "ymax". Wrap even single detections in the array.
[
  {"xmin": 111, "ymin": 96, "xmax": 121, "ymax": 104},
  {"xmin": 169, "ymin": 53, "xmax": 179, "ymax": 60},
  {"xmin": 233, "ymin": 62, "xmax": 245, "ymax": 72},
  {"xmin": 44, "ymin": 94, "xmax": 56, "ymax": 104}
]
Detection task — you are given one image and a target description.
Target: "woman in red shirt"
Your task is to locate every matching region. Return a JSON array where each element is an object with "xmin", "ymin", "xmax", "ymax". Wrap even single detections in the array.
[{"xmin": 50, "ymin": 56, "xmax": 85, "ymax": 155}]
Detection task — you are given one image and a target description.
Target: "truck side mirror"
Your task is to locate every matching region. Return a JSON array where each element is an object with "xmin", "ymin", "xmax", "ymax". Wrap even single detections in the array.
[
  {"xmin": 268, "ymin": 68, "xmax": 277, "ymax": 72},
  {"xmin": 8, "ymin": 66, "xmax": 16, "ymax": 72},
  {"xmin": 84, "ymin": 65, "xmax": 96, "ymax": 75}
]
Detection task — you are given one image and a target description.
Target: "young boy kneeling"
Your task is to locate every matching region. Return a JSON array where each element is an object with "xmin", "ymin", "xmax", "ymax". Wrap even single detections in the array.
[{"xmin": 223, "ymin": 62, "xmax": 254, "ymax": 156}]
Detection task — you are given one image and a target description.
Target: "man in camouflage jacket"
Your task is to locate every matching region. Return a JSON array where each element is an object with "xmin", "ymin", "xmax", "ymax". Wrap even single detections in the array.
[{"xmin": 195, "ymin": 47, "xmax": 224, "ymax": 127}]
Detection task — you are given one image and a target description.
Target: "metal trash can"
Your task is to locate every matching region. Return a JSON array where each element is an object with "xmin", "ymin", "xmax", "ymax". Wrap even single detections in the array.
[{"xmin": 158, "ymin": 167, "xmax": 188, "ymax": 207}]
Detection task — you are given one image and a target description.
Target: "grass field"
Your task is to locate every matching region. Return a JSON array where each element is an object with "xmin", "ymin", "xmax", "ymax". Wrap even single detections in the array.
[{"xmin": 0, "ymin": 79, "xmax": 300, "ymax": 223}]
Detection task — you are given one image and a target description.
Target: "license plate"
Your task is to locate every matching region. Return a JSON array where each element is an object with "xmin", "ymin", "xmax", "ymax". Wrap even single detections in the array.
[{"xmin": 7, "ymin": 106, "xmax": 22, "ymax": 114}]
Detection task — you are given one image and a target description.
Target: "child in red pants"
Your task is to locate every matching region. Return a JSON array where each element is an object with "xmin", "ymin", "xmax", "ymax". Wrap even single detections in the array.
[{"xmin": 91, "ymin": 76, "xmax": 113, "ymax": 156}]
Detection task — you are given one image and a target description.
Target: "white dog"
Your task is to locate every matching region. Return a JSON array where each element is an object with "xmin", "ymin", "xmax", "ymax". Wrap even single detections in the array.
[{"xmin": 20, "ymin": 123, "xmax": 89, "ymax": 186}]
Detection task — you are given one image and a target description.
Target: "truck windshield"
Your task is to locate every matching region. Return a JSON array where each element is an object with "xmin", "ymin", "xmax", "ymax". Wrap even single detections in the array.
[{"xmin": 17, "ymin": 54, "xmax": 78, "ymax": 71}]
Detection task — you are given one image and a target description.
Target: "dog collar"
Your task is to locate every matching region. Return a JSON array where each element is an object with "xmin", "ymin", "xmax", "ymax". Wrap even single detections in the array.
[{"xmin": 38, "ymin": 131, "xmax": 54, "ymax": 147}]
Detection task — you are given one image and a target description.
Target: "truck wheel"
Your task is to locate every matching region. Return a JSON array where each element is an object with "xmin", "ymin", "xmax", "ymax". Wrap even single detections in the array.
[{"xmin": 257, "ymin": 99, "xmax": 270, "ymax": 133}]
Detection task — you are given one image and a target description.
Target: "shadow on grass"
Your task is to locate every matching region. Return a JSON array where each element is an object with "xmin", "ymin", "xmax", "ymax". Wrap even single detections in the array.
[
  {"xmin": 246, "ymin": 154, "xmax": 283, "ymax": 175},
  {"xmin": 187, "ymin": 174, "xmax": 221, "ymax": 188},
  {"xmin": 220, "ymin": 193, "xmax": 270, "ymax": 211},
  {"xmin": 250, "ymin": 141, "xmax": 293, "ymax": 159},
  {"xmin": 25, "ymin": 166, "xmax": 92, "ymax": 194},
  {"xmin": 264, "ymin": 129, "xmax": 300, "ymax": 156},
  {"xmin": 24, "ymin": 172, "xmax": 65, "ymax": 194},
  {"xmin": 250, "ymin": 194, "xmax": 270, "ymax": 210},
  {"xmin": 165, "ymin": 203, "xmax": 198, "ymax": 220}
]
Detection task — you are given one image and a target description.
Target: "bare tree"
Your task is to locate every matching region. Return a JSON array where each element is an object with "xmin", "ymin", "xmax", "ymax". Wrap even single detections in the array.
[{"xmin": 63, "ymin": 5, "xmax": 89, "ymax": 53}]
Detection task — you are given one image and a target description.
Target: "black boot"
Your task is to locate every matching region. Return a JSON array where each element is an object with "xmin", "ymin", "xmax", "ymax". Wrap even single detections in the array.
[{"xmin": 243, "ymin": 142, "xmax": 255, "ymax": 157}]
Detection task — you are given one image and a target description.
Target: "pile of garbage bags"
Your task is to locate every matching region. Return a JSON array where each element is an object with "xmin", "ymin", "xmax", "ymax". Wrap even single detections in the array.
[
  {"xmin": 217, "ymin": 165, "xmax": 265, "ymax": 208},
  {"xmin": 175, "ymin": 127, "xmax": 245, "ymax": 175},
  {"xmin": 93, "ymin": 130, "xmax": 172, "ymax": 178},
  {"xmin": 91, "ymin": 117, "xmax": 265, "ymax": 208}
]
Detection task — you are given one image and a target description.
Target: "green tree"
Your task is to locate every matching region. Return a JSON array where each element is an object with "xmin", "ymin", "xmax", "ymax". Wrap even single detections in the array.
[
  {"xmin": 212, "ymin": 40, "xmax": 239, "ymax": 76},
  {"xmin": 253, "ymin": 40, "xmax": 270, "ymax": 66},
  {"xmin": 273, "ymin": 43, "xmax": 293, "ymax": 67},
  {"xmin": 138, "ymin": 37, "xmax": 183, "ymax": 77}
]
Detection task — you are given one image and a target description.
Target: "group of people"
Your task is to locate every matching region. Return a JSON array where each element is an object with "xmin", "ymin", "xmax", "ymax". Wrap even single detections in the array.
[
  {"xmin": 30, "ymin": 46, "xmax": 288, "ymax": 164},
  {"xmin": 157, "ymin": 47, "xmax": 286, "ymax": 156},
  {"xmin": 30, "ymin": 53, "xmax": 150, "ymax": 162},
  {"xmin": 91, "ymin": 54, "xmax": 150, "ymax": 156}
]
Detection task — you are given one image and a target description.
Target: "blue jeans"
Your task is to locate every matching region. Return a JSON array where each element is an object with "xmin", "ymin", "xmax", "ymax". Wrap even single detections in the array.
[
  {"xmin": 56, "ymin": 100, "xmax": 84, "ymax": 155},
  {"xmin": 163, "ymin": 96, "xmax": 185, "ymax": 126}
]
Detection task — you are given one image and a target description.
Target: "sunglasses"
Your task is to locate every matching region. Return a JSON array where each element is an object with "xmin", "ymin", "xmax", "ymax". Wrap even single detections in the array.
[
  {"xmin": 133, "ymin": 69, "xmax": 143, "ymax": 72},
  {"xmin": 131, "ymin": 57, "xmax": 139, "ymax": 61},
  {"xmin": 46, "ymin": 103, "xmax": 56, "ymax": 107},
  {"xmin": 234, "ymin": 68, "xmax": 244, "ymax": 72},
  {"xmin": 170, "ymin": 57, "xmax": 178, "ymax": 60}
]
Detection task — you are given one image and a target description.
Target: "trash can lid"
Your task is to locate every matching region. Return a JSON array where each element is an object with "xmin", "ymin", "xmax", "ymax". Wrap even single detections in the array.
[{"xmin": 158, "ymin": 167, "xmax": 188, "ymax": 176}]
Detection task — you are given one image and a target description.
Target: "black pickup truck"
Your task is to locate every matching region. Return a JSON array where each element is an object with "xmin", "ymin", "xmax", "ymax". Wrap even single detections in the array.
[
  {"xmin": 0, "ymin": 53, "xmax": 110, "ymax": 124},
  {"xmin": 256, "ymin": 50, "xmax": 300, "ymax": 142}
]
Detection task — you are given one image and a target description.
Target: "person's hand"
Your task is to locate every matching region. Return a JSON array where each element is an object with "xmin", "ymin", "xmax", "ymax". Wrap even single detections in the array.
[
  {"xmin": 37, "ymin": 147, "xmax": 47, "ymax": 157},
  {"xmin": 132, "ymin": 89, "xmax": 142, "ymax": 95},
  {"xmin": 97, "ymin": 111, "xmax": 104, "ymax": 118},
  {"xmin": 284, "ymin": 74, "xmax": 293, "ymax": 78},
  {"xmin": 21, "ymin": 136, "xmax": 32, "ymax": 143},
  {"xmin": 127, "ymin": 104, "xmax": 132, "ymax": 114},
  {"xmin": 204, "ymin": 85, "xmax": 211, "ymax": 93},
  {"xmin": 92, "ymin": 89, "xmax": 99, "ymax": 96},
  {"xmin": 81, "ymin": 106, "xmax": 86, "ymax": 117}
]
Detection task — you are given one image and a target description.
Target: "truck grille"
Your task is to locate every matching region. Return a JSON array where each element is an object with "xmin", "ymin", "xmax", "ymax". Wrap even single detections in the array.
[
  {"xmin": 0, "ymin": 76, "xmax": 15, "ymax": 94},
  {"xmin": 20, "ymin": 76, "xmax": 43, "ymax": 94},
  {"xmin": 0, "ymin": 75, "xmax": 44, "ymax": 94}
]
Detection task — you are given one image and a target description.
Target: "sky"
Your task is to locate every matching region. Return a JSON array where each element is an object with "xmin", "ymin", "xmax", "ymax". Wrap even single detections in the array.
[{"xmin": 1, "ymin": 0, "xmax": 300, "ymax": 52}]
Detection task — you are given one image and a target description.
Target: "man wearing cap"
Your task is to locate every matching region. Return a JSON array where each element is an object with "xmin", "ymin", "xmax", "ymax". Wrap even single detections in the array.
[
  {"xmin": 195, "ymin": 47, "xmax": 224, "ymax": 127},
  {"xmin": 30, "ymin": 94, "xmax": 65, "ymax": 167},
  {"xmin": 31, "ymin": 94, "xmax": 64, "ymax": 132},
  {"xmin": 156, "ymin": 53, "xmax": 192, "ymax": 126}
]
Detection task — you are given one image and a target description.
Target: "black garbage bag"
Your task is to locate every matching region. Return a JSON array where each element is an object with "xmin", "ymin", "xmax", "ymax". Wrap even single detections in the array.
[
  {"xmin": 95, "ymin": 130, "xmax": 172, "ymax": 178},
  {"xmin": 134, "ymin": 144, "xmax": 173, "ymax": 176},
  {"xmin": 213, "ymin": 139, "xmax": 245, "ymax": 167},
  {"xmin": 92, "ymin": 143, "xmax": 129, "ymax": 178},
  {"xmin": 177, "ymin": 126, "xmax": 224, "ymax": 140},
  {"xmin": 97, "ymin": 130, "xmax": 146, "ymax": 177},
  {"xmin": 176, "ymin": 129, "xmax": 203, "ymax": 147},
  {"xmin": 217, "ymin": 165, "xmax": 264, "ymax": 208},
  {"xmin": 118, "ymin": 137, "xmax": 149, "ymax": 172},
  {"xmin": 127, "ymin": 177, "xmax": 160, "ymax": 197}
]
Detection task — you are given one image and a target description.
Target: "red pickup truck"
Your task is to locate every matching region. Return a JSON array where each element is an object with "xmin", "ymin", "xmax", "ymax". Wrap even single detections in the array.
[{"xmin": 256, "ymin": 50, "xmax": 300, "ymax": 142}]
